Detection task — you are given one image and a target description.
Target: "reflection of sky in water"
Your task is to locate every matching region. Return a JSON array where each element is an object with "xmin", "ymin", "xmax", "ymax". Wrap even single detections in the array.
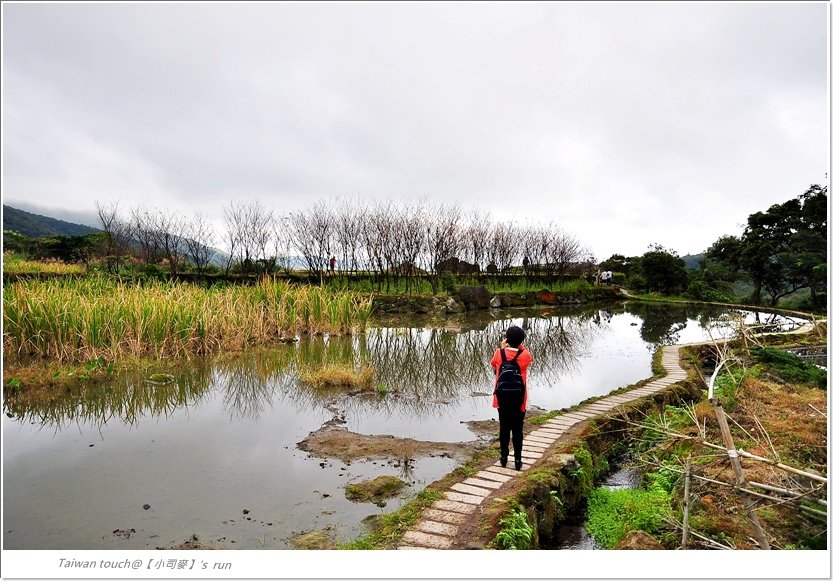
[
  {"xmin": 3, "ymin": 384, "xmax": 457, "ymax": 550},
  {"xmin": 2, "ymin": 303, "xmax": 806, "ymax": 549}
]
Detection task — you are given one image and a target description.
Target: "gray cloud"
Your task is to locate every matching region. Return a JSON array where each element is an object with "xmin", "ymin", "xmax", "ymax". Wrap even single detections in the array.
[{"xmin": 3, "ymin": 2, "xmax": 827, "ymax": 259}]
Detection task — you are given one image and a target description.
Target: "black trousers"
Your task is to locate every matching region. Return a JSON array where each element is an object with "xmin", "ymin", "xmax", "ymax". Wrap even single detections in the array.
[{"xmin": 497, "ymin": 390, "xmax": 525, "ymax": 462}]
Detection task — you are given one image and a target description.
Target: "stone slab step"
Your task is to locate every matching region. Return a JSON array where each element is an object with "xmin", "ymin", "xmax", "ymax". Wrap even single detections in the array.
[
  {"xmin": 487, "ymin": 465, "xmax": 522, "ymax": 477},
  {"xmin": 583, "ymin": 405, "xmax": 615, "ymax": 413},
  {"xmin": 402, "ymin": 530, "xmax": 452, "ymax": 549},
  {"xmin": 446, "ymin": 489, "xmax": 488, "ymax": 503},
  {"xmin": 475, "ymin": 470, "xmax": 512, "ymax": 483},
  {"xmin": 464, "ymin": 477, "xmax": 502, "ymax": 490},
  {"xmin": 555, "ymin": 414, "xmax": 585, "ymax": 421},
  {"xmin": 521, "ymin": 450, "xmax": 543, "ymax": 459},
  {"xmin": 525, "ymin": 436, "xmax": 555, "ymax": 446},
  {"xmin": 423, "ymin": 508, "xmax": 468, "ymax": 525},
  {"xmin": 531, "ymin": 425, "xmax": 562, "ymax": 433},
  {"xmin": 433, "ymin": 499, "xmax": 478, "ymax": 514},
  {"xmin": 416, "ymin": 520, "xmax": 458, "ymax": 537},
  {"xmin": 527, "ymin": 424, "xmax": 569, "ymax": 441}
]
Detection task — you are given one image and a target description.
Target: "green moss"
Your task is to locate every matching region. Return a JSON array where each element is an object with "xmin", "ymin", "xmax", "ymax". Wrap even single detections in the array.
[
  {"xmin": 289, "ymin": 531, "xmax": 337, "ymax": 550},
  {"xmin": 344, "ymin": 475, "xmax": 406, "ymax": 506}
]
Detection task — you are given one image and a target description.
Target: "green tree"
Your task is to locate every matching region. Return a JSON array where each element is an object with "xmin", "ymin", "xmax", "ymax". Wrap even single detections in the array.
[
  {"xmin": 740, "ymin": 185, "xmax": 826, "ymax": 306},
  {"xmin": 639, "ymin": 244, "xmax": 688, "ymax": 295},
  {"xmin": 704, "ymin": 185, "xmax": 827, "ymax": 307}
]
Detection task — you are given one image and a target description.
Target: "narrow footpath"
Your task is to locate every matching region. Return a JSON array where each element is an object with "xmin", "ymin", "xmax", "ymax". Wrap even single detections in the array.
[
  {"xmin": 396, "ymin": 318, "xmax": 819, "ymax": 550},
  {"xmin": 396, "ymin": 344, "xmax": 687, "ymax": 550}
]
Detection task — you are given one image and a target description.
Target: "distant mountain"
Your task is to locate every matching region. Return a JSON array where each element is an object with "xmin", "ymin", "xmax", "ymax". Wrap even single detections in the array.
[
  {"xmin": 3, "ymin": 205, "xmax": 101, "ymax": 238},
  {"xmin": 681, "ymin": 252, "xmax": 704, "ymax": 270}
]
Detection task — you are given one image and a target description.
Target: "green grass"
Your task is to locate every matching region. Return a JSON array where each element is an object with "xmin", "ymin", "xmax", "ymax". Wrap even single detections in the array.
[
  {"xmin": 585, "ymin": 486, "xmax": 671, "ymax": 549},
  {"xmin": 750, "ymin": 347, "xmax": 827, "ymax": 388},
  {"xmin": 339, "ymin": 488, "xmax": 443, "ymax": 549}
]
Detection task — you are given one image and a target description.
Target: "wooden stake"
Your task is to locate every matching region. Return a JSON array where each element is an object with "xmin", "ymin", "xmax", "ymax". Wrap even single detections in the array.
[
  {"xmin": 682, "ymin": 457, "xmax": 691, "ymax": 549},
  {"xmin": 713, "ymin": 402, "xmax": 770, "ymax": 550}
]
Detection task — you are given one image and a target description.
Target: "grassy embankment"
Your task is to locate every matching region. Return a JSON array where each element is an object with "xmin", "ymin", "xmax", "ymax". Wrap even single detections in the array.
[{"xmin": 581, "ymin": 328, "xmax": 828, "ymax": 550}]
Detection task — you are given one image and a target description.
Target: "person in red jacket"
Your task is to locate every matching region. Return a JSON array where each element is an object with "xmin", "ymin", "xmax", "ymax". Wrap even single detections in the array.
[{"xmin": 491, "ymin": 325, "xmax": 533, "ymax": 470}]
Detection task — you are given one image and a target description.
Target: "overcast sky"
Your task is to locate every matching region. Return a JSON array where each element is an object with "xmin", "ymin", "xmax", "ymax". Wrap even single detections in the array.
[{"xmin": 2, "ymin": 2, "xmax": 828, "ymax": 260}]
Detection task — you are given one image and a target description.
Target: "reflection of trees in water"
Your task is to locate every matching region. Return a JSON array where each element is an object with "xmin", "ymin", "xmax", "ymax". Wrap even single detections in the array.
[
  {"xmin": 9, "ymin": 305, "xmax": 808, "ymax": 431},
  {"xmin": 3, "ymin": 363, "xmax": 217, "ymax": 431},
  {"xmin": 362, "ymin": 310, "xmax": 600, "ymax": 397},
  {"xmin": 626, "ymin": 303, "xmax": 690, "ymax": 345},
  {"xmin": 212, "ymin": 348, "xmax": 295, "ymax": 421},
  {"xmin": 622, "ymin": 302, "xmax": 807, "ymax": 346},
  {"xmin": 3, "ymin": 307, "xmax": 610, "ymax": 429}
]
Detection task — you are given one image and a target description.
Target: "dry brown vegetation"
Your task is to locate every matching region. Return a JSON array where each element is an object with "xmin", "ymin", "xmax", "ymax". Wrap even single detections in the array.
[
  {"xmin": 298, "ymin": 364, "xmax": 375, "ymax": 390},
  {"xmin": 635, "ymin": 337, "xmax": 827, "ymax": 550}
]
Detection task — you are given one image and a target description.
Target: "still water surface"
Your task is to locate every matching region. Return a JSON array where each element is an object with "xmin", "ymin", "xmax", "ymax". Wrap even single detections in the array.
[{"xmin": 3, "ymin": 302, "xmax": 804, "ymax": 549}]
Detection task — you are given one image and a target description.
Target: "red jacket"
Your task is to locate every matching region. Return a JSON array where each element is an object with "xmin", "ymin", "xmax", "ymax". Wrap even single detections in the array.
[{"xmin": 491, "ymin": 345, "xmax": 533, "ymax": 412}]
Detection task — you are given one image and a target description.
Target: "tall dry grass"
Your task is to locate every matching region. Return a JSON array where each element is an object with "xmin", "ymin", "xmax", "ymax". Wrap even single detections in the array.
[{"xmin": 3, "ymin": 276, "xmax": 374, "ymax": 362}]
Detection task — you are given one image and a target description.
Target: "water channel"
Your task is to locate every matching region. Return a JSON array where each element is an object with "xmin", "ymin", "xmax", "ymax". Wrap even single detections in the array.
[{"xmin": 3, "ymin": 301, "xmax": 805, "ymax": 549}]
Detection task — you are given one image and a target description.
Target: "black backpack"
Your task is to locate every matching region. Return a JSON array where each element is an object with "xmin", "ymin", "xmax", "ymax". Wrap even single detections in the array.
[{"xmin": 495, "ymin": 348, "xmax": 525, "ymax": 394}]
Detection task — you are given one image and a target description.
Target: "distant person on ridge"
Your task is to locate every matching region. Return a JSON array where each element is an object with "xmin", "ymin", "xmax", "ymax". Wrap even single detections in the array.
[{"xmin": 491, "ymin": 325, "xmax": 533, "ymax": 471}]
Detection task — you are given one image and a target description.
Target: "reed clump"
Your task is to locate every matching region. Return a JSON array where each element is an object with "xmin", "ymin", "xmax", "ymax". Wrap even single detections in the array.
[
  {"xmin": 299, "ymin": 364, "xmax": 375, "ymax": 390},
  {"xmin": 3, "ymin": 276, "xmax": 373, "ymax": 363}
]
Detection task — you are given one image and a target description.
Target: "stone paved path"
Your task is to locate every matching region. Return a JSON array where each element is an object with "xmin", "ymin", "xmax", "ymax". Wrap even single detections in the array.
[{"xmin": 396, "ymin": 344, "xmax": 687, "ymax": 550}]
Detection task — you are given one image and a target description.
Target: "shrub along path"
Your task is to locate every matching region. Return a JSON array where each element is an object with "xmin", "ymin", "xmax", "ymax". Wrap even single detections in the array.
[
  {"xmin": 395, "ymin": 318, "xmax": 819, "ymax": 550},
  {"xmin": 395, "ymin": 344, "xmax": 688, "ymax": 550}
]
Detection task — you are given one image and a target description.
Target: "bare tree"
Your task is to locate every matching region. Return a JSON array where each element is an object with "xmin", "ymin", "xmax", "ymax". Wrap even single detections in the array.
[
  {"xmin": 221, "ymin": 200, "xmax": 274, "ymax": 275},
  {"xmin": 399, "ymin": 200, "xmax": 427, "ymax": 293},
  {"xmin": 333, "ymin": 197, "xmax": 366, "ymax": 279},
  {"xmin": 95, "ymin": 201, "xmax": 134, "ymax": 275},
  {"xmin": 362, "ymin": 201, "xmax": 396, "ymax": 291},
  {"xmin": 463, "ymin": 209, "xmax": 492, "ymax": 279},
  {"xmin": 549, "ymin": 228, "xmax": 587, "ymax": 282},
  {"xmin": 129, "ymin": 206, "xmax": 162, "ymax": 265},
  {"xmin": 181, "ymin": 212, "xmax": 217, "ymax": 274},
  {"xmin": 288, "ymin": 201, "xmax": 333, "ymax": 283},
  {"xmin": 488, "ymin": 221, "xmax": 518, "ymax": 282},
  {"xmin": 222, "ymin": 201, "xmax": 244, "ymax": 275},
  {"xmin": 424, "ymin": 203, "xmax": 462, "ymax": 294},
  {"xmin": 152, "ymin": 209, "xmax": 188, "ymax": 276}
]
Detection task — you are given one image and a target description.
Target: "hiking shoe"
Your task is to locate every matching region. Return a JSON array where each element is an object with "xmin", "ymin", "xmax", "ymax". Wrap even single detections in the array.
[
  {"xmin": 514, "ymin": 460, "xmax": 522, "ymax": 471},
  {"xmin": 500, "ymin": 457, "xmax": 508, "ymax": 468}
]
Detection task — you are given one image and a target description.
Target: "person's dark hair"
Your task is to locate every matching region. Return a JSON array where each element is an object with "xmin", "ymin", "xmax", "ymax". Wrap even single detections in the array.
[{"xmin": 505, "ymin": 325, "xmax": 525, "ymax": 348}]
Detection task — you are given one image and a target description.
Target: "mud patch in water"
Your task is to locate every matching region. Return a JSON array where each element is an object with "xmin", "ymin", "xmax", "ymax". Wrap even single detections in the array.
[{"xmin": 297, "ymin": 426, "xmax": 484, "ymax": 463}]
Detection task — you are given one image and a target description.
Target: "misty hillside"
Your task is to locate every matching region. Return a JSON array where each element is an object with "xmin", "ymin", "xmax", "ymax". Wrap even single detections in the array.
[{"xmin": 3, "ymin": 205, "xmax": 101, "ymax": 238}]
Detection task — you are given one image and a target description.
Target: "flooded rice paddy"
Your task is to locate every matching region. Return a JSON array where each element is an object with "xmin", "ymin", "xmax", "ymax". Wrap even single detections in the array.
[{"xmin": 3, "ymin": 302, "xmax": 805, "ymax": 549}]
